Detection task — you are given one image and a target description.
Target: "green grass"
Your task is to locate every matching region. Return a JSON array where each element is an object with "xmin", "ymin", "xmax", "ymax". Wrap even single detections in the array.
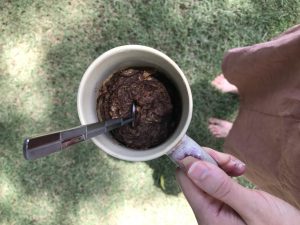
[{"xmin": 0, "ymin": 0, "xmax": 299, "ymax": 224}]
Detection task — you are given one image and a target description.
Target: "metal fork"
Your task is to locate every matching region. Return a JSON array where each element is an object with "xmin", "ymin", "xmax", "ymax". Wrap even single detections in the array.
[{"xmin": 23, "ymin": 103, "xmax": 136, "ymax": 160}]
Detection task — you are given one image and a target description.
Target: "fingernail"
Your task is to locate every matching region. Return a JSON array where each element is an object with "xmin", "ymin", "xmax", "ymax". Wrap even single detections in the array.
[
  {"xmin": 232, "ymin": 159, "xmax": 246, "ymax": 171},
  {"xmin": 187, "ymin": 162, "xmax": 209, "ymax": 182},
  {"xmin": 180, "ymin": 156, "xmax": 197, "ymax": 172}
]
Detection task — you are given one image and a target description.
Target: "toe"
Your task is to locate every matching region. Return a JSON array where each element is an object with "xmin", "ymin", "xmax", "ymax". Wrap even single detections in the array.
[
  {"xmin": 208, "ymin": 118, "xmax": 222, "ymax": 125},
  {"xmin": 208, "ymin": 117, "xmax": 217, "ymax": 124},
  {"xmin": 208, "ymin": 126, "xmax": 216, "ymax": 134},
  {"xmin": 211, "ymin": 75, "xmax": 223, "ymax": 86},
  {"xmin": 208, "ymin": 124, "xmax": 218, "ymax": 131},
  {"xmin": 212, "ymin": 127, "xmax": 220, "ymax": 135}
]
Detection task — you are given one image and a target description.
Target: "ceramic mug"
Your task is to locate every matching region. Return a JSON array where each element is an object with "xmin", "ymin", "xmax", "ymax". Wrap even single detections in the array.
[{"xmin": 77, "ymin": 45, "xmax": 216, "ymax": 165}]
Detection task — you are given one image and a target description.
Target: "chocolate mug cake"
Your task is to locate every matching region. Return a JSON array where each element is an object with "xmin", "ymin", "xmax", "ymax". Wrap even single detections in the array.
[{"xmin": 96, "ymin": 67, "xmax": 180, "ymax": 149}]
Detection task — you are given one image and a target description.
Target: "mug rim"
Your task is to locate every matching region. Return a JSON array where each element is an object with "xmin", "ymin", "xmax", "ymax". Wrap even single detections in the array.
[{"xmin": 77, "ymin": 45, "xmax": 193, "ymax": 161}]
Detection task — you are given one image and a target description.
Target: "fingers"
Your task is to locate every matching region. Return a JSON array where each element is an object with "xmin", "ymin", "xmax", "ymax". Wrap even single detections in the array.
[
  {"xmin": 178, "ymin": 158, "xmax": 300, "ymax": 225},
  {"xmin": 202, "ymin": 147, "xmax": 246, "ymax": 176},
  {"xmin": 181, "ymin": 148, "xmax": 245, "ymax": 177},
  {"xmin": 182, "ymin": 159, "xmax": 255, "ymax": 219},
  {"xmin": 176, "ymin": 169, "xmax": 219, "ymax": 224}
]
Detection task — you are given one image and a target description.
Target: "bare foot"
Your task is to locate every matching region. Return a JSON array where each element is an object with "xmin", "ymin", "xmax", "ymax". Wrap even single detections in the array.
[
  {"xmin": 208, "ymin": 118, "xmax": 233, "ymax": 138},
  {"xmin": 211, "ymin": 74, "xmax": 238, "ymax": 94}
]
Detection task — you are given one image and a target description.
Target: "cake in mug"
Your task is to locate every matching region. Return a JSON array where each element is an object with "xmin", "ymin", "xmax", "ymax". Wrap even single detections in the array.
[{"xmin": 97, "ymin": 67, "xmax": 180, "ymax": 149}]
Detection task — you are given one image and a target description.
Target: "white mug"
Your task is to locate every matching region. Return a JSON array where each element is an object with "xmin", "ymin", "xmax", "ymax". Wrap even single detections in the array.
[{"xmin": 77, "ymin": 45, "xmax": 216, "ymax": 165}]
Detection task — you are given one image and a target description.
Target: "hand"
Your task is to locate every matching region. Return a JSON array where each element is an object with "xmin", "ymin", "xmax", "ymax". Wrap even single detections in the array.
[{"xmin": 176, "ymin": 148, "xmax": 300, "ymax": 225}]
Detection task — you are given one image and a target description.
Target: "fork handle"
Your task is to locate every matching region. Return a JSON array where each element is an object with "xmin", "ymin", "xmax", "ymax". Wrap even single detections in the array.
[{"xmin": 23, "ymin": 118, "xmax": 132, "ymax": 160}]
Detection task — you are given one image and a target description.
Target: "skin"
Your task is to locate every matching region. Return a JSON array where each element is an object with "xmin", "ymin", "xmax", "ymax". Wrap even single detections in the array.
[
  {"xmin": 176, "ymin": 149, "xmax": 300, "ymax": 225},
  {"xmin": 211, "ymin": 74, "xmax": 238, "ymax": 94},
  {"xmin": 208, "ymin": 74, "xmax": 236, "ymax": 138},
  {"xmin": 208, "ymin": 118, "xmax": 233, "ymax": 138}
]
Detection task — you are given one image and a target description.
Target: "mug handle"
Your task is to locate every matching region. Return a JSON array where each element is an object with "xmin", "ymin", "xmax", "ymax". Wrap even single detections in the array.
[{"xmin": 167, "ymin": 135, "xmax": 218, "ymax": 166}]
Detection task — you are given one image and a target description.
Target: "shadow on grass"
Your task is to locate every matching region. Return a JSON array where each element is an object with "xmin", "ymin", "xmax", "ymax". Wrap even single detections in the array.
[
  {"xmin": 1, "ymin": 0, "xmax": 300, "ymax": 224},
  {"xmin": 0, "ymin": 108, "xmax": 124, "ymax": 224},
  {"xmin": 249, "ymin": 0, "xmax": 299, "ymax": 30},
  {"xmin": 19, "ymin": 144, "xmax": 121, "ymax": 224},
  {"xmin": 141, "ymin": 0, "xmax": 299, "ymax": 195},
  {"xmin": 188, "ymin": 78, "xmax": 239, "ymax": 150},
  {"xmin": 32, "ymin": 4, "xmax": 238, "ymax": 199},
  {"xmin": 146, "ymin": 78, "xmax": 239, "ymax": 195}
]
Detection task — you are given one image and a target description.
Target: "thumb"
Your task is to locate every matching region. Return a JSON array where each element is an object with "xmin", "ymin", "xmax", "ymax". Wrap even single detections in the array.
[{"xmin": 182, "ymin": 158, "xmax": 256, "ymax": 219}]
